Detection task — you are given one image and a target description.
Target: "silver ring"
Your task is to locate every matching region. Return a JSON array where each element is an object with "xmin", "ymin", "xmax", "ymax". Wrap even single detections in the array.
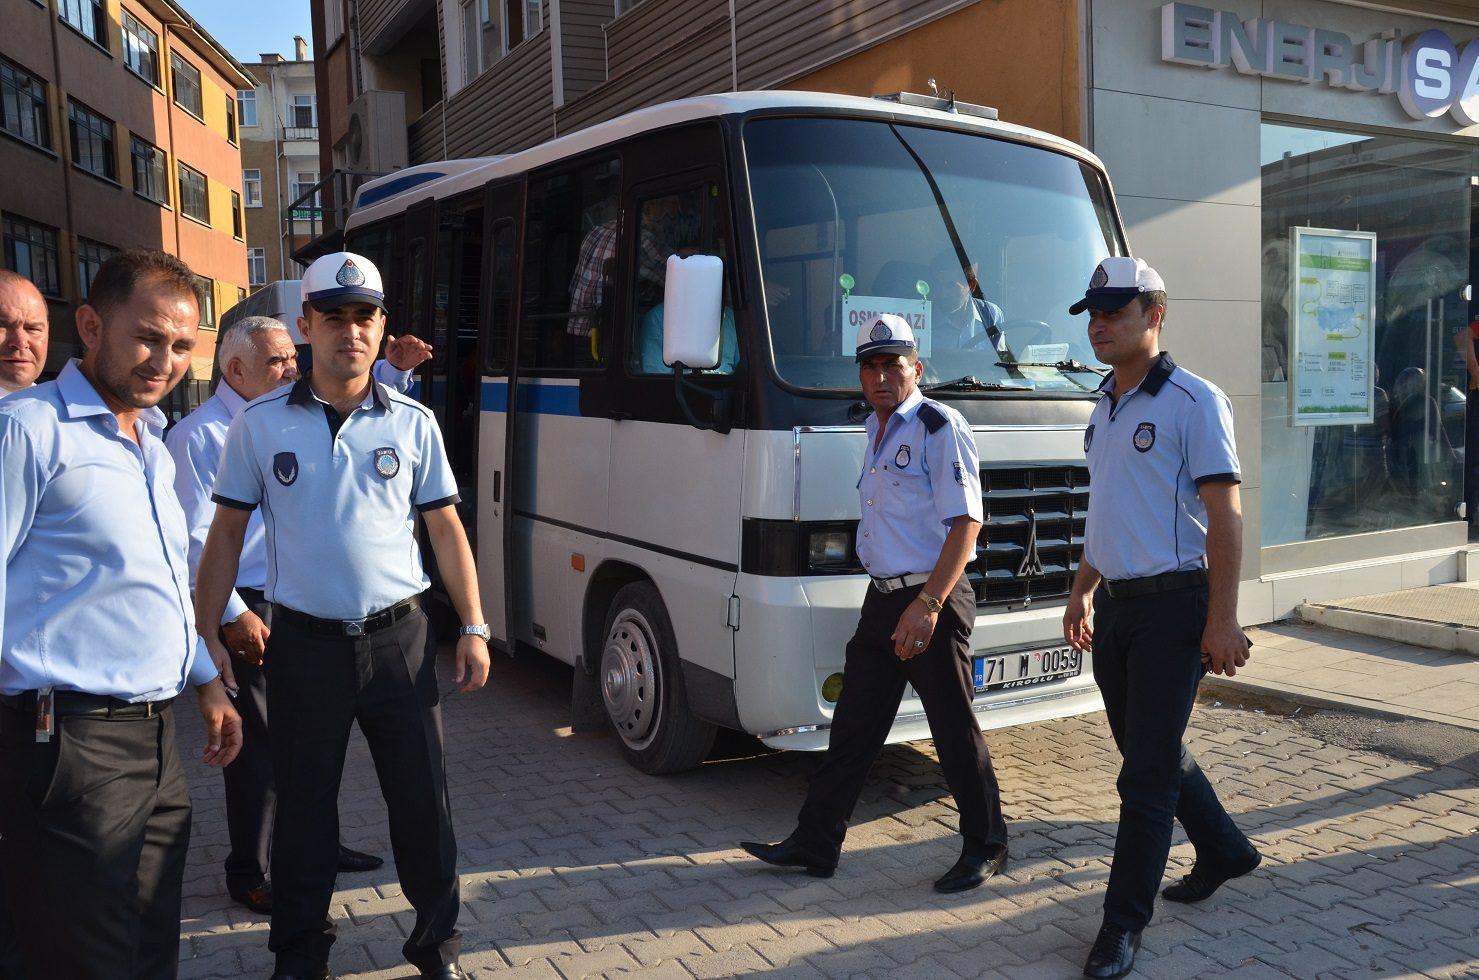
[{"xmin": 913, "ymin": 639, "xmax": 925, "ymax": 648}]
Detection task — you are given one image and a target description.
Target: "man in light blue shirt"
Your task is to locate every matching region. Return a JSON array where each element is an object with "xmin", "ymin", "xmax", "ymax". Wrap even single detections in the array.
[
  {"xmin": 0, "ymin": 249, "xmax": 240, "ymax": 980},
  {"xmin": 168, "ymin": 316, "xmax": 406, "ymax": 916}
]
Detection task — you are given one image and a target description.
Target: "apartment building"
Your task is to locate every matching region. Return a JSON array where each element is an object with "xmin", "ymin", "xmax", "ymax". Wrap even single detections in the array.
[
  {"xmin": 0, "ymin": 0, "xmax": 251, "ymax": 383},
  {"xmin": 239, "ymin": 38, "xmax": 321, "ymax": 291}
]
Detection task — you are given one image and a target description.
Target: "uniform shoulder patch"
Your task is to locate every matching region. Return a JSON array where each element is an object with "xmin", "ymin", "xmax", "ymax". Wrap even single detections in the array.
[{"xmin": 917, "ymin": 402, "xmax": 948, "ymax": 434}]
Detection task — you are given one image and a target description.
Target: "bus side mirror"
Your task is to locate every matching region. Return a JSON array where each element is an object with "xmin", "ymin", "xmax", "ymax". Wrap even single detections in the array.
[{"xmin": 662, "ymin": 253, "xmax": 723, "ymax": 371}]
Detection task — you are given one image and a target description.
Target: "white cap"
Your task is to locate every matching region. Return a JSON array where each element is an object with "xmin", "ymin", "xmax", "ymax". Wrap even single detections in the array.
[
  {"xmin": 301, "ymin": 251, "xmax": 385, "ymax": 313},
  {"xmin": 855, "ymin": 312, "xmax": 917, "ymax": 361},
  {"xmin": 1069, "ymin": 257, "xmax": 1165, "ymax": 315}
]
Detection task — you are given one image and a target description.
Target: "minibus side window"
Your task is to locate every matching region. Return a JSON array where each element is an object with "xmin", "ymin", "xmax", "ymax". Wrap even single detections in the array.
[{"xmin": 484, "ymin": 218, "xmax": 515, "ymax": 372}]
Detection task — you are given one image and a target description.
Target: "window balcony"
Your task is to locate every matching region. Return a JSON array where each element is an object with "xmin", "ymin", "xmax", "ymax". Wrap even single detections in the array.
[{"xmin": 284, "ymin": 126, "xmax": 318, "ymax": 141}]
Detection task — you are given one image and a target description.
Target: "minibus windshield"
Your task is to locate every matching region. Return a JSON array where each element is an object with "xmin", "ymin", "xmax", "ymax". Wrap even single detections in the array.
[{"xmin": 746, "ymin": 116, "xmax": 1121, "ymax": 393}]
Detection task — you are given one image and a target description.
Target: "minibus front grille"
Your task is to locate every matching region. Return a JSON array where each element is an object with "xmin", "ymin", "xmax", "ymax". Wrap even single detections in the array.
[{"xmin": 970, "ymin": 464, "xmax": 1088, "ymax": 607}]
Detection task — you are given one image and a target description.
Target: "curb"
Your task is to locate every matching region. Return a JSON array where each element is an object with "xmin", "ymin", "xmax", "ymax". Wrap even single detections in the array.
[
  {"xmin": 1297, "ymin": 603, "xmax": 1479, "ymax": 658},
  {"xmin": 1203, "ymin": 675, "xmax": 1479, "ymax": 733}
]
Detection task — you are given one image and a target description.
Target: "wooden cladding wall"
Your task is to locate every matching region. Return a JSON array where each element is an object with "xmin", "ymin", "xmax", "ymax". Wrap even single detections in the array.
[
  {"xmin": 442, "ymin": 33, "xmax": 556, "ymax": 158},
  {"xmin": 734, "ymin": 0, "xmax": 973, "ymax": 90},
  {"xmin": 360, "ymin": 0, "xmax": 430, "ymax": 54},
  {"xmin": 408, "ymin": 105, "xmax": 444, "ymax": 164},
  {"xmin": 560, "ymin": 0, "xmax": 612, "ymax": 104}
]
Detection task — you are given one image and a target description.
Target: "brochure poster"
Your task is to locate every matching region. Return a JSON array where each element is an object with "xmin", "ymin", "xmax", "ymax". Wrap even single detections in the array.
[
  {"xmin": 840, "ymin": 295, "xmax": 932, "ymax": 358},
  {"xmin": 1289, "ymin": 227, "xmax": 1377, "ymax": 427}
]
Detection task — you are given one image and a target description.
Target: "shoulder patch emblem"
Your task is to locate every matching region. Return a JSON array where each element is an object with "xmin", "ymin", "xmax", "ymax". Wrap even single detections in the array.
[
  {"xmin": 1084, "ymin": 423, "xmax": 1095, "ymax": 453},
  {"xmin": 336, "ymin": 258, "xmax": 366, "ymax": 287},
  {"xmin": 895, "ymin": 444, "xmax": 912, "ymax": 468},
  {"xmin": 272, "ymin": 452, "xmax": 298, "ymax": 487},
  {"xmin": 373, "ymin": 447, "xmax": 400, "ymax": 479},
  {"xmin": 917, "ymin": 402, "xmax": 947, "ymax": 434},
  {"xmin": 953, "ymin": 461, "xmax": 966, "ymax": 486},
  {"xmin": 1133, "ymin": 422, "xmax": 1156, "ymax": 453}
]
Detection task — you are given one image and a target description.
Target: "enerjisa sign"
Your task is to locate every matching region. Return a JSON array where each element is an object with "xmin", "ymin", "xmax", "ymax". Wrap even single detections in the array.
[{"xmin": 1161, "ymin": 2, "xmax": 1479, "ymax": 125}]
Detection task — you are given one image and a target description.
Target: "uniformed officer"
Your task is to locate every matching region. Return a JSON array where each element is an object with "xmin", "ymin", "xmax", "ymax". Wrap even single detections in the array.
[
  {"xmin": 195, "ymin": 252, "xmax": 489, "ymax": 980},
  {"xmin": 1063, "ymin": 258, "xmax": 1260, "ymax": 979},
  {"xmin": 0, "ymin": 249, "xmax": 242, "ymax": 980},
  {"xmin": 740, "ymin": 313, "xmax": 1009, "ymax": 892},
  {"xmin": 166, "ymin": 317, "xmax": 426, "ymax": 916}
]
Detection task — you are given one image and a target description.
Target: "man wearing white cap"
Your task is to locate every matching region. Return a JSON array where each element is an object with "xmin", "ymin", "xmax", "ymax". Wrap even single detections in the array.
[
  {"xmin": 196, "ymin": 251, "xmax": 489, "ymax": 980},
  {"xmin": 740, "ymin": 313, "xmax": 1009, "ymax": 893},
  {"xmin": 1063, "ymin": 257, "xmax": 1260, "ymax": 979}
]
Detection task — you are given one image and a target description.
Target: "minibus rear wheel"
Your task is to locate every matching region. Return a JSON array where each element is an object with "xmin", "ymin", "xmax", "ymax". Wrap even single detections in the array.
[{"xmin": 600, "ymin": 582, "xmax": 716, "ymax": 774}]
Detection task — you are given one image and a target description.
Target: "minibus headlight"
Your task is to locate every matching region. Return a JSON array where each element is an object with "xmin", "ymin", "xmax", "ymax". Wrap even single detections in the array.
[
  {"xmin": 808, "ymin": 530, "xmax": 851, "ymax": 567},
  {"xmin": 821, "ymin": 673, "xmax": 844, "ymax": 703}
]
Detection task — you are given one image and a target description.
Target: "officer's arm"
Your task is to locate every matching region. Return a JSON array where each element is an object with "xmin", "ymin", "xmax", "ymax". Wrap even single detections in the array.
[
  {"xmin": 923, "ymin": 516, "xmax": 981, "ymax": 602},
  {"xmin": 0, "ymin": 417, "xmax": 44, "ymax": 660},
  {"xmin": 421, "ymin": 506, "xmax": 491, "ymax": 692},
  {"xmin": 196, "ymin": 508, "xmax": 251, "ymax": 659},
  {"xmin": 1064, "ymin": 558, "xmax": 1102, "ymax": 651},
  {"xmin": 1197, "ymin": 481, "xmax": 1244, "ymax": 631}
]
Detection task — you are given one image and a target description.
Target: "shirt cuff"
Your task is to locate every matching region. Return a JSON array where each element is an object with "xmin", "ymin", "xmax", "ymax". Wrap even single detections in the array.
[
  {"xmin": 223, "ymin": 590, "xmax": 249, "ymax": 625},
  {"xmin": 211, "ymin": 493, "xmax": 258, "ymax": 511},
  {"xmin": 415, "ymin": 493, "xmax": 461, "ymax": 513},
  {"xmin": 187, "ymin": 637, "xmax": 220, "ymax": 687},
  {"xmin": 375, "ymin": 360, "xmax": 414, "ymax": 391},
  {"xmin": 1193, "ymin": 472, "xmax": 1242, "ymax": 487}
]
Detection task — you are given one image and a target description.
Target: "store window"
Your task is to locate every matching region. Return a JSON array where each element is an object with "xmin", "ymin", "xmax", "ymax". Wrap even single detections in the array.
[{"xmin": 1260, "ymin": 122, "xmax": 1474, "ymax": 546}]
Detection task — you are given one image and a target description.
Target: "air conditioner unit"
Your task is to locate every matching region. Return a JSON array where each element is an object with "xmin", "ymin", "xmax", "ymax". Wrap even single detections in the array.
[{"xmin": 339, "ymin": 90, "xmax": 408, "ymax": 172}]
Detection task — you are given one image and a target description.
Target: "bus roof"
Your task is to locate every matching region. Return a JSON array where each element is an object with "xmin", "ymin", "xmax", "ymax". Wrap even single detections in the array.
[{"xmin": 345, "ymin": 90, "xmax": 1106, "ymax": 230}]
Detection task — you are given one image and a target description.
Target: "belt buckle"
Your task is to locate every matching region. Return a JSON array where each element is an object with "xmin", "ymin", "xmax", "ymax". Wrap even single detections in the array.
[{"xmin": 344, "ymin": 620, "xmax": 366, "ymax": 637}]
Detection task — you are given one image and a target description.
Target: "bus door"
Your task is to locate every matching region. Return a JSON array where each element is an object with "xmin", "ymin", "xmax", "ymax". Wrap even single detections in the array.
[
  {"xmin": 399, "ymin": 201, "xmax": 435, "ymax": 367},
  {"xmin": 480, "ymin": 181, "xmax": 522, "ymax": 650}
]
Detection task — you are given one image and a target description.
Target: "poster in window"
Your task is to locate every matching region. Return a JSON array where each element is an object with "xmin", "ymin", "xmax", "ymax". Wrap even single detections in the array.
[{"xmin": 1288, "ymin": 227, "xmax": 1377, "ymax": 427}]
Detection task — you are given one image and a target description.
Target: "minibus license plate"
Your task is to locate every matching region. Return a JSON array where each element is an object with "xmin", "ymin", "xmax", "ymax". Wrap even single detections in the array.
[{"xmin": 973, "ymin": 646, "xmax": 1082, "ymax": 692}]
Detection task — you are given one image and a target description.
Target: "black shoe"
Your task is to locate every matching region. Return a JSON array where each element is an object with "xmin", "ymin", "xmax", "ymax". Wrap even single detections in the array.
[
  {"xmin": 419, "ymin": 965, "xmax": 467, "ymax": 979},
  {"xmin": 738, "ymin": 837, "xmax": 836, "ymax": 878},
  {"xmin": 229, "ymin": 878, "xmax": 273, "ymax": 916},
  {"xmin": 1162, "ymin": 848, "xmax": 1261, "ymax": 903},
  {"xmin": 933, "ymin": 843, "xmax": 1008, "ymax": 893},
  {"xmin": 267, "ymin": 970, "xmax": 332, "ymax": 980},
  {"xmin": 1083, "ymin": 924, "xmax": 1141, "ymax": 979},
  {"xmin": 336, "ymin": 844, "xmax": 384, "ymax": 873}
]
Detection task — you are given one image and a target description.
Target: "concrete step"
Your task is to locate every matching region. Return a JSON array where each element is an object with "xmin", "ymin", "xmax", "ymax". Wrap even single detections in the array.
[{"xmin": 1298, "ymin": 583, "xmax": 1479, "ymax": 657}]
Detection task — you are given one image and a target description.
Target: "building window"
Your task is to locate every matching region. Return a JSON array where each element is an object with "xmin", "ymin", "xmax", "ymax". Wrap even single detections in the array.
[
  {"xmin": 290, "ymin": 94, "xmax": 316, "ymax": 129},
  {"xmin": 76, "ymin": 238, "xmax": 116, "ymax": 298},
  {"xmin": 3, "ymin": 216, "xmax": 61, "ymax": 297},
  {"xmin": 59, "ymin": 0, "xmax": 107, "ymax": 48},
  {"xmin": 248, "ymin": 247, "xmax": 266, "ymax": 286},
  {"xmin": 170, "ymin": 52, "xmax": 203, "ymax": 118},
  {"xmin": 231, "ymin": 190, "xmax": 243, "ymax": 239},
  {"xmin": 462, "ymin": 0, "xmax": 542, "ymax": 79},
  {"xmin": 242, "ymin": 168, "xmax": 263, "ymax": 207},
  {"xmin": 614, "ymin": 0, "xmax": 644, "ymax": 14},
  {"xmin": 68, "ymin": 99, "xmax": 116, "ymax": 181},
  {"xmin": 226, "ymin": 95, "xmax": 237, "ymax": 144},
  {"xmin": 131, "ymin": 136, "xmax": 168, "ymax": 205},
  {"xmin": 237, "ymin": 88, "xmax": 257, "ymax": 127},
  {"xmin": 177, "ymin": 162, "xmax": 209, "ymax": 223},
  {"xmin": 1, "ymin": 57, "xmax": 51, "ymax": 150},
  {"xmin": 122, "ymin": 11, "xmax": 160, "ymax": 86},
  {"xmin": 1260, "ymin": 122, "xmax": 1476, "ymax": 546},
  {"xmin": 293, "ymin": 171, "xmax": 320, "ymax": 207},
  {"xmin": 194, "ymin": 274, "xmax": 215, "ymax": 327}
]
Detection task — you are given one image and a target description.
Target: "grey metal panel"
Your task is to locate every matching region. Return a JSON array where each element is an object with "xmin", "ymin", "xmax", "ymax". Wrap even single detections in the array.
[
  {"xmin": 1091, "ymin": 89, "xmax": 1260, "ymax": 207},
  {"xmin": 1262, "ymin": 522, "xmax": 1469, "ymax": 576},
  {"xmin": 734, "ymin": 0, "xmax": 972, "ymax": 90},
  {"xmin": 443, "ymin": 34, "xmax": 557, "ymax": 158},
  {"xmin": 561, "ymin": 0, "xmax": 614, "ymax": 102},
  {"xmin": 360, "ymin": 0, "xmax": 432, "ymax": 55}
]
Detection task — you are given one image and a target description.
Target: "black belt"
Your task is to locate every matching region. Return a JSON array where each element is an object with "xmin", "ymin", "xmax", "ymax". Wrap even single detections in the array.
[
  {"xmin": 272, "ymin": 595, "xmax": 423, "ymax": 638},
  {"xmin": 1102, "ymin": 568, "xmax": 1207, "ymax": 600},
  {"xmin": 0, "ymin": 690, "xmax": 175, "ymax": 719}
]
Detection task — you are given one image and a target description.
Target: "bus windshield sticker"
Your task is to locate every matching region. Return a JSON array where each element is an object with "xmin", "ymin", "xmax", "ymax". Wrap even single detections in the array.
[{"xmin": 841, "ymin": 294, "xmax": 931, "ymax": 358}]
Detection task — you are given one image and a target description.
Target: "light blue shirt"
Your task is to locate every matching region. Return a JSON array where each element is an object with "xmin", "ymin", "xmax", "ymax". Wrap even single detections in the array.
[
  {"xmin": 0, "ymin": 361, "xmax": 217, "ymax": 700},
  {"xmin": 856, "ymin": 387, "xmax": 984, "ymax": 578},
  {"xmin": 212, "ymin": 376, "xmax": 459, "ymax": 620},
  {"xmin": 1083, "ymin": 352, "xmax": 1240, "ymax": 581},
  {"xmin": 165, "ymin": 360, "xmax": 414, "ymax": 625},
  {"xmin": 637, "ymin": 305, "xmax": 739, "ymax": 375}
]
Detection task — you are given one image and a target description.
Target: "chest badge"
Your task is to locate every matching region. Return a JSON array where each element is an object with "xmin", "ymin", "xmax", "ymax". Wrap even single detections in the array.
[
  {"xmin": 1084, "ymin": 424, "xmax": 1095, "ymax": 453},
  {"xmin": 272, "ymin": 452, "xmax": 298, "ymax": 487},
  {"xmin": 373, "ymin": 447, "xmax": 401, "ymax": 479},
  {"xmin": 1133, "ymin": 422, "xmax": 1156, "ymax": 453},
  {"xmin": 895, "ymin": 444, "xmax": 911, "ymax": 468}
]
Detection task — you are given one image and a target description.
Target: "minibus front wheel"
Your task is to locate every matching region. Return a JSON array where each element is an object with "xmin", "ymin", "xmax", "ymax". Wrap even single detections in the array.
[{"xmin": 600, "ymin": 582, "xmax": 717, "ymax": 774}]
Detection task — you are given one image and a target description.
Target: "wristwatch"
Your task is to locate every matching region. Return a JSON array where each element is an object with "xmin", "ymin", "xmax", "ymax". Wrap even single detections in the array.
[
  {"xmin": 918, "ymin": 591, "xmax": 944, "ymax": 614},
  {"xmin": 460, "ymin": 624, "xmax": 491, "ymax": 641}
]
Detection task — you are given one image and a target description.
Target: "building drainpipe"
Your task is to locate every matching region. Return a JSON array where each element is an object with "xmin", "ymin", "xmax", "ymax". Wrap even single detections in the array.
[
  {"xmin": 162, "ymin": 22, "xmax": 183, "ymax": 259},
  {"xmin": 271, "ymin": 65, "xmax": 287, "ymax": 280}
]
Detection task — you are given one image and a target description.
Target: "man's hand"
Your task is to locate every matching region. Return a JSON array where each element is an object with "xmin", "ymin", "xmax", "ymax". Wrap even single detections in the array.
[
  {"xmin": 892, "ymin": 599, "xmax": 937, "ymax": 661},
  {"xmin": 222, "ymin": 610, "xmax": 269, "ymax": 666},
  {"xmin": 385, "ymin": 334, "xmax": 433, "ymax": 371},
  {"xmin": 453, "ymin": 635, "xmax": 491, "ymax": 693},
  {"xmin": 205, "ymin": 633, "xmax": 237, "ymax": 694},
  {"xmin": 1201, "ymin": 616, "xmax": 1251, "ymax": 676},
  {"xmin": 197, "ymin": 678, "xmax": 242, "ymax": 767},
  {"xmin": 1063, "ymin": 591, "xmax": 1094, "ymax": 651}
]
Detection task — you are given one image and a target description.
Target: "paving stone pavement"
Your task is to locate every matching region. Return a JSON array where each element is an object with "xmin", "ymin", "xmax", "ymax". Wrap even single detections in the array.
[{"xmin": 173, "ymin": 653, "xmax": 1479, "ymax": 979}]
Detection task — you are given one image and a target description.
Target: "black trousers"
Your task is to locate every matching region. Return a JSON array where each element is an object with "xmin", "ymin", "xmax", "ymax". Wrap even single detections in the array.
[
  {"xmin": 0, "ymin": 702, "xmax": 191, "ymax": 980},
  {"xmin": 223, "ymin": 588, "xmax": 275, "ymax": 888},
  {"xmin": 1093, "ymin": 586, "xmax": 1254, "ymax": 932},
  {"xmin": 265, "ymin": 605, "xmax": 460, "ymax": 974},
  {"xmin": 794, "ymin": 578, "xmax": 1008, "ymax": 864}
]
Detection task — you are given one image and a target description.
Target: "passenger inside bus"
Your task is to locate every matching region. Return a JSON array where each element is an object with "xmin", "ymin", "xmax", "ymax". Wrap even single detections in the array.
[{"xmin": 634, "ymin": 246, "xmax": 739, "ymax": 375}]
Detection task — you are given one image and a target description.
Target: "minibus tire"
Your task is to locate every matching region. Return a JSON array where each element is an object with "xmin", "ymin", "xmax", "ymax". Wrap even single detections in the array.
[{"xmin": 600, "ymin": 582, "xmax": 717, "ymax": 774}]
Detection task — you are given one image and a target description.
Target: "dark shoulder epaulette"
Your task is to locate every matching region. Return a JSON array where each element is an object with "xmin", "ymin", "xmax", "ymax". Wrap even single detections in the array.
[{"xmin": 918, "ymin": 402, "xmax": 948, "ymax": 434}]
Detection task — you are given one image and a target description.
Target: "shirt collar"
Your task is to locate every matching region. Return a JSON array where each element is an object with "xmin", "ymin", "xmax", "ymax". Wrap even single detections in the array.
[
  {"xmin": 866, "ymin": 385, "xmax": 925, "ymax": 435},
  {"xmin": 56, "ymin": 359, "xmax": 166, "ymax": 431},
  {"xmin": 1102, "ymin": 351, "xmax": 1176, "ymax": 399},
  {"xmin": 287, "ymin": 373, "xmax": 391, "ymax": 413},
  {"xmin": 215, "ymin": 380, "xmax": 249, "ymax": 418}
]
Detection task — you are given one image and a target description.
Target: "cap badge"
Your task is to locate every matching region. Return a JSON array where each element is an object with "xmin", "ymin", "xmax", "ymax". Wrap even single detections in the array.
[
  {"xmin": 1133, "ymin": 422, "xmax": 1156, "ymax": 453},
  {"xmin": 1090, "ymin": 264, "xmax": 1110, "ymax": 289},
  {"xmin": 373, "ymin": 447, "xmax": 400, "ymax": 479},
  {"xmin": 336, "ymin": 259, "xmax": 366, "ymax": 287},
  {"xmin": 895, "ymin": 444, "xmax": 911, "ymax": 468},
  {"xmin": 870, "ymin": 319, "xmax": 893, "ymax": 342}
]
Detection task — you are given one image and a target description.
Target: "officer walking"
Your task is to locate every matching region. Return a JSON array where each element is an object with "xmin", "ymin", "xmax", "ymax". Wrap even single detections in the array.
[
  {"xmin": 740, "ymin": 313, "xmax": 1009, "ymax": 892},
  {"xmin": 1063, "ymin": 258, "xmax": 1260, "ymax": 979},
  {"xmin": 166, "ymin": 317, "xmax": 428, "ymax": 916},
  {"xmin": 195, "ymin": 252, "xmax": 489, "ymax": 980},
  {"xmin": 0, "ymin": 249, "xmax": 242, "ymax": 979}
]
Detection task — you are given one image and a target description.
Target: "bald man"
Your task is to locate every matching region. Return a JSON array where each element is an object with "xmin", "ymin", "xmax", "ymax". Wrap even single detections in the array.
[{"xmin": 0, "ymin": 270, "xmax": 48, "ymax": 396}]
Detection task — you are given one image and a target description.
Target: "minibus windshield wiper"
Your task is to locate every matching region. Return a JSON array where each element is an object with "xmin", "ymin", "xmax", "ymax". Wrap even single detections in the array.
[
  {"xmin": 997, "ymin": 359, "xmax": 1108, "ymax": 375},
  {"xmin": 925, "ymin": 375, "xmax": 1031, "ymax": 392}
]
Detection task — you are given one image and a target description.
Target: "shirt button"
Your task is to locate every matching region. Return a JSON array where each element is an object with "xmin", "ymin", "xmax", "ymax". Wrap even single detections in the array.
[
  {"xmin": 863, "ymin": 531, "xmax": 870, "ymax": 538},
  {"xmin": 867, "ymin": 499, "xmax": 874, "ymax": 506},
  {"xmin": 870, "ymin": 467, "xmax": 876, "ymax": 473}
]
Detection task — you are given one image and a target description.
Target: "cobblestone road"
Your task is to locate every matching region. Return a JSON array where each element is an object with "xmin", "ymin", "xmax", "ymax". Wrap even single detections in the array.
[{"xmin": 175, "ymin": 652, "xmax": 1479, "ymax": 979}]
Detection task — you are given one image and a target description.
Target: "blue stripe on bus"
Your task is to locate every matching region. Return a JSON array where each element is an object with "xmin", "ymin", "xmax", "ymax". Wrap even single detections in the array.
[
  {"xmin": 480, "ymin": 381, "xmax": 582, "ymax": 416},
  {"xmin": 356, "ymin": 171, "xmax": 447, "ymax": 208}
]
